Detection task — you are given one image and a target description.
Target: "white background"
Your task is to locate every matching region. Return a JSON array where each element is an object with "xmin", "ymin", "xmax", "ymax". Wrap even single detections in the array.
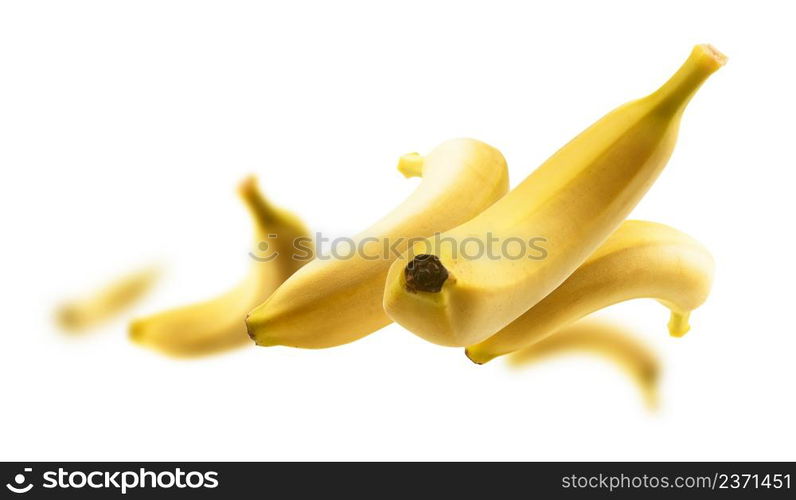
[{"xmin": 1, "ymin": 1, "xmax": 794, "ymax": 460}]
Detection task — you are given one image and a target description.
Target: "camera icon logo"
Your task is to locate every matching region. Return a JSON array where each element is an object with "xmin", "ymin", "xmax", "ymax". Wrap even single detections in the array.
[{"xmin": 5, "ymin": 468, "xmax": 33, "ymax": 494}]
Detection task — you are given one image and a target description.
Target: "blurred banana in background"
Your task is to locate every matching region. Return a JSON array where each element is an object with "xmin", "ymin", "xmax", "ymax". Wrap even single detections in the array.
[
  {"xmin": 507, "ymin": 318, "xmax": 661, "ymax": 409},
  {"xmin": 56, "ymin": 265, "xmax": 161, "ymax": 333},
  {"xmin": 129, "ymin": 176, "xmax": 311, "ymax": 357}
]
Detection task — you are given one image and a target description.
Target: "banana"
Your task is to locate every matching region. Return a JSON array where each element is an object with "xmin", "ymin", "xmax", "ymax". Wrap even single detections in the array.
[
  {"xmin": 506, "ymin": 318, "xmax": 661, "ymax": 409},
  {"xmin": 466, "ymin": 220, "xmax": 714, "ymax": 364},
  {"xmin": 130, "ymin": 176, "xmax": 311, "ymax": 357},
  {"xmin": 56, "ymin": 265, "xmax": 160, "ymax": 332},
  {"xmin": 384, "ymin": 44, "xmax": 726, "ymax": 347},
  {"xmin": 246, "ymin": 139, "xmax": 509, "ymax": 348}
]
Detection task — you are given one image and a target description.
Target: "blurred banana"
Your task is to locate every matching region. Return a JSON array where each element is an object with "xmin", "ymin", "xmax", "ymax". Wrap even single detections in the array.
[
  {"xmin": 507, "ymin": 318, "xmax": 661, "ymax": 409},
  {"xmin": 56, "ymin": 265, "xmax": 160, "ymax": 332},
  {"xmin": 130, "ymin": 176, "xmax": 311, "ymax": 357}
]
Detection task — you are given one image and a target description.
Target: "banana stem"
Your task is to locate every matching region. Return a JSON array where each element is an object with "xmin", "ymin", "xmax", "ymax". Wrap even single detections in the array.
[
  {"xmin": 397, "ymin": 153, "xmax": 425, "ymax": 178},
  {"xmin": 651, "ymin": 44, "xmax": 727, "ymax": 112},
  {"xmin": 404, "ymin": 254, "xmax": 449, "ymax": 293},
  {"xmin": 238, "ymin": 175, "xmax": 278, "ymax": 225},
  {"xmin": 668, "ymin": 310, "xmax": 692, "ymax": 337}
]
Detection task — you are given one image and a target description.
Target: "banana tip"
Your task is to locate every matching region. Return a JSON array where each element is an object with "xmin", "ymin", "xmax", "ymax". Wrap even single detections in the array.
[
  {"xmin": 464, "ymin": 347, "xmax": 492, "ymax": 365},
  {"xmin": 244, "ymin": 315, "xmax": 277, "ymax": 347},
  {"xmin": 128, "ymin": 320, "xmax": 146, "ymax": 343},
  {"xmin": 244, "ymin": 315, "xmax": 258, "ymax": 342},
  {"xmin": 55, "ymin": 305, "xmax": 82, "ymax": 332}
]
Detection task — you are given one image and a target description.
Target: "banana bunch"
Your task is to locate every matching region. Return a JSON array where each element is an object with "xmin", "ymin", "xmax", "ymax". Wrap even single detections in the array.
[
  {"xmin": 384, "ymin": 44, "xmax": 725, "ymax": 347},
  {"xmin": 242, "ymin": 45, "xmax": 724, "ymax": 361},
  {"xmin": 76, "ymin": 44, "xmax": 725, "ymax": 406},
  {"xmin": 244, "ymin": 44, "xmax": 724, "ymax": 404}
]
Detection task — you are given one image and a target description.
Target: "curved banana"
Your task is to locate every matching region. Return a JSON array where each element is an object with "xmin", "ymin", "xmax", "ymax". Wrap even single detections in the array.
[
  {"xmin": 56, "ymin": 265, "xmax": 160, "ymax": 333},
  {"xmin": 466, "ymin": 220, "xmax": 714, "ymax": 364},
  {"xmin": 130, "ymin": 176, "xmax": 311, "ymax": 357},
  {"xmin": 506, "ymin": 318, "xmax": 661, "ymax": 409},
  {"xmin": 384, "ymin": 44, "xmax": 726, "ymax": 346},
  {"xmin": 246, "ymin": 138, "xmax": 509, "ymax": 349}
]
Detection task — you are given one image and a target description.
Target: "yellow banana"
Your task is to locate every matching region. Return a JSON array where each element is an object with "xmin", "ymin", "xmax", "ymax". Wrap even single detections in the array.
[
  {"xmin": 246, "ymin": 138, "xmax": 509, "ymax": 348},
  {"xmin": 56, "ymin": 265, "xmax": 160, "ymax": 332},
  {"xmin": 506, "ymin": 318, "xmax": 661, "ymax": 409},
  {"xmin": 466, "ymin": 220, "xmax": 714, "ymax": 364},
  {"xmin": 130, "ymin": 176, "xmax": 311, "ymax": 357},
  {"xmin": 384, "ymin": 44, "xmax": 726, "ymax": 346}
]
